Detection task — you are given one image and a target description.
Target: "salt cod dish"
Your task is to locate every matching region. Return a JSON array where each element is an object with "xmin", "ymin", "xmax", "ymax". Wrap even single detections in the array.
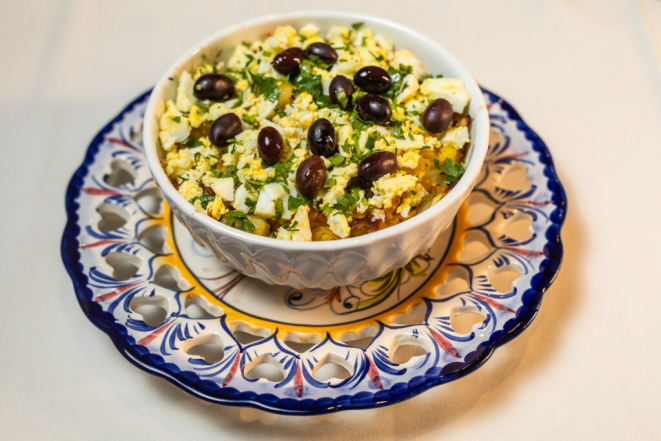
[{"xmin": 158, "ymin": 23, "xmax": 472, "ymax": 241}]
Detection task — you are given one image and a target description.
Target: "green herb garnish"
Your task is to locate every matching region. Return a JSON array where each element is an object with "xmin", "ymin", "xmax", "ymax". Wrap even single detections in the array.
[
  {"xmin": 249, "ymin": 71, "xmax": 280, "ymax": 103},
  {"xmin": 190, "ymin": 195, "xmax": 215, "ymax": 209},
  {"xmin": 286, "ymin": 220, "xmax": 299, "ymax": 232},
  {"xmin": 274, "ymin": 199, "xmax": 284, "ymax": 219},
  {"xmin": 195, "ymin": 101, "xmax": 210, "ymax": 112},
  {"xmin": 181, "ymin": 137, "xmax": 204, "ymax": 147},
  {"xmin": 440, "ymin": 158, "xmax": 466, "ymax": 185},
  {"xmin": 351, "ymin": 22, "xmax": 364, "ymax": 30},
  {"xmin": 335, "ymin": 87, "xmax": 349, "ymax": 109},
  {"xmin": 242, "ymin": 115, "xmax": 256, "ymax": 125},
  {"xmin": 422, "ymin": 192, "xmax": 437, "ymax": 206},
  {"xmin": 222, "ymin": 210, "xmax": 255, "ymax": 233}
]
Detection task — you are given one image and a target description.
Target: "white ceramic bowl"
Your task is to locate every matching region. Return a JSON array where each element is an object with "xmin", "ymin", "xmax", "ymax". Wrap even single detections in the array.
[{"xmin": 144, "ymin": 11, "xmax": 489, "ymax": 289}]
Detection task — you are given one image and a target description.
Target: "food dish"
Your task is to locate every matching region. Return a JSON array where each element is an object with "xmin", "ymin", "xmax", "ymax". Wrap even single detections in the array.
[
  {"xmin": 144, "ymin": 12, "xmax": 489, "ymax": 289},
  {"xmin": 62, "ymin": 87, "xmax": 566, "ymax": 414},
  {"xmin": 158, "ymin": 24, "xmax": 473, "ymax": 241}
]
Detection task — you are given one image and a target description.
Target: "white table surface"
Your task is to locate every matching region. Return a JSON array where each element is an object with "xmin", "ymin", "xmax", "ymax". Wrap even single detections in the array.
[{"xmin": 2, "ymin": 0, "xmax": 661, "ymax": 439}]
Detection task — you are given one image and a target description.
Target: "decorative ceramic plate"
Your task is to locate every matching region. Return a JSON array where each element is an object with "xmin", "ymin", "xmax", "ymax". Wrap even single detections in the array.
[{"xmin": 62, "ymin": 88, "xmax": 566, "ymax": 415}]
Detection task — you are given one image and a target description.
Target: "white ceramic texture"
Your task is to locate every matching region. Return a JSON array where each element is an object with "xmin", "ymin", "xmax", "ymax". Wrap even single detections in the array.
[{"xmin": 143, "ymin": 11, "xmax": 490, "ymax": 289}]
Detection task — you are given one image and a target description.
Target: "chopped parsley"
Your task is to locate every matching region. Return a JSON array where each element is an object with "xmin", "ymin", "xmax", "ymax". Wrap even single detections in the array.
[
  {"xmin": 335, "ymin": 87, "xmax": 349, "ymax": 109},
  {"xmin": 439, "ymin": 158, "xmax": 466, "ymax": 184},
  {"xmin": 242, "ymin": 114, "xmax": 256, "ymax": 125},
  {"xmin": 393, "ymin": 123, "xmax": 405, "ymax": 140},
  {"xmin": 369, "ymin": 51, "xmax": 384, "ymax": 62},
  {"xmin": 365, "ymin": 131, "xmax": 378, "ymax": 150},
  {"xmin": 328, "ymin": 154, "xmax": 346, "ymax": 167},
  {"xmin": 288, "ymin": 196, "xmax": 310, "ymax": 211},
  {"xmin": 172, "ymin": 115, "xmax": 181, "ymax": 123},
  {"xmin": 244, "ymin": 197, "xmax": 257, "ymax": 214},
  {"xmin": 231, "ymin": 92, "xmax": 244, "ymax": 109},
  {"xmin": 422, "ymin": 192, "xmax": 437, "ymax": 206},
  {"xmin": 195, "ymin": 101, "xmax": 210, "ymax": 112},
  {"xmin": 291, "ymin": 60, "xmax": 330, "ymax": 107},
  {"xmin": 181, "ymin": 137, "xmax": 204, "ymax": 147},
  {"xmin": 274, "ymin": 199, "xmax": 284, "ymax": 219},
  {"xmin": 216, "ymin": 164, "xmax": 239, "ymax": 185},
  {"xmin": 190, "ymin": 195, "xmax": 215, "ymax": 209},
  {"xmin": 351, "ymin": 22, "xmax": 364, "ymax": 30},
  {"xmin": 222, "ymin": 211, "xmax": 255, "ymax": 233},
  {"xmin": 286, "ymin": 220, "xmax": 299, "ymax": 232},
  {"xmin": 249, "ymin": 71, "xmax": 280, "ymax": 102}
]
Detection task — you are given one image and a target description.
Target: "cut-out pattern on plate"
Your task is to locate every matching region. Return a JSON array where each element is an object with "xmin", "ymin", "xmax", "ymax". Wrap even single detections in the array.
[{"xmin": 62, "ymin": 89, "xmax": 566, "ymax": 415}]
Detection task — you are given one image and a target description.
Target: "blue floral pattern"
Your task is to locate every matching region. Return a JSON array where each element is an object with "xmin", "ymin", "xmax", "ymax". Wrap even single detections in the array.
[{"xmin": 62, "ymin": 88, "xmax": 566, "ymax": 415}]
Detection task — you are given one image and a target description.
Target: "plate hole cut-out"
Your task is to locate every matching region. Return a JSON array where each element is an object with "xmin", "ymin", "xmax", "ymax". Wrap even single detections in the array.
[
  {"xmin": 154, "ymin": 264, "xmax": 190, "ymax": 291},
  {"xmin": 244, "ymin": 354, "xmax": 286, "ymax": 382},
  {"xmin": 450, "ymin": 306, "xmax": 486, "ymax": 334},
  {"xmin": 105, "ymin": 252, "xmax": 141, "ymax": 281},
  {"xmin": 182, "ymin": 334, "xmax": 225, "ymax": 364},
  {"xmin": 459, "ymin": 230, "xmax": 492, "ymax": 263},
  {"xmin": 104, "ymin": 158, "xmax": 137, "ymax": 187},
  {"xmin": 129, "ymin": 295, "xmax": 169, "ymax": 327},
  {"xmin": 138, "ymin": 224, "xmax": 168, "ymax": 254},
  {"xmin": 496, "ymin": 163, "xmax": 531, "ymax": 194},
  {"xmin": 135, "ymin": 187, "xmax": 164, "ymax": 215},
  {"xmin": 185, "ymin": 295, "xmax": 223, "ymax": 319},
  {"xmin": 389, "ymin": 334, "xmax": 433, "ymax": 364},
  {"xmin": 230, "ymin": 322, "xmax": 271, "ymax": 346},
  {"xmin": 313, "ymin": 353, "xmax": 353, "ymax": 382},
  {"xmin": 338, "ymin": 326, "xmax": 378, "ymax": 349},
  {"xmin": 97, "ymin": 202, "xmax": 130, "ymax": 232},
  {"xmin": 487, "ymin": 265, "xmax": 522, "ymax": 294},
  {"xmin": 282, "ymin": 332, "xmax": 322, "ymax": 354},
  {"xmin": 435, "ymin": 267, "xmax": 471, "ymax": 298}
]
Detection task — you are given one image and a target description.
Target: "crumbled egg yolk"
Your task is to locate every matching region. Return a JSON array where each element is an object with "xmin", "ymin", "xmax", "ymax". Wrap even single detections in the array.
[{"xmin": 158, "ymin": 24, "xmax": 472, "ymax": 240}]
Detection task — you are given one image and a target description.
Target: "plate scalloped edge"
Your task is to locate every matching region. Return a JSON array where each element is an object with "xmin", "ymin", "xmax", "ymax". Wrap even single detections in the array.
[{"xmin": 61, "ymin": 87, "xmax": 567, "ymax": 415}]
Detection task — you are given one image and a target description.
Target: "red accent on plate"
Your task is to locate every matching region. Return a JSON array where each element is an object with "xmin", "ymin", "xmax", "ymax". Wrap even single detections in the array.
[
  {"xmin": 471, "ymin": 293, "xmax": 516, "ymax": 313},
  {"xmin": 427, "ymin": 327, "xmax": 461, "ymax": 358},
  {"xmin": 503, "ymin": 247, "xmax": 545, "ymax": 258},
  {"xmin": 366, "ymin": 354, "xmax": 383, "ymax": 390},
  {"xmin": 222, "ymin": 351, "xmax": 241, "ymax": 387},
  {"xmin": 81, "ymin": 188, "xmax": 122, "ymax": 196},
  {"xmin": 79, "ymin": 239, "xmax": 122, "ymax": 249},
  {"xmin": 516, "ymin": 200, "xmax": 552, "ymax": 206},
  {"xmin": 294, "ymin": 359, "xmax": 304, "ymax": 398},
  {"xmin": 137, "ymin": 320, "xmax": 174, "ymax": 346},
  {"xmin": 93, "ymin": 282, "xmax": 141, "ymax": 302},
  {"xmin": 325, "ymin": 287, "xmax": 341, "ymax": 305},
  {"xmin": 105, "ymin": 136, "xmax": 141, "ymax": 151}
]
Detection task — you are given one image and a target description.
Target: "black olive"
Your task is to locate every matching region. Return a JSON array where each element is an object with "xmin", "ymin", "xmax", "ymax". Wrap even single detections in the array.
[
  {"xmin": 296, "ymin": 156, "xmax": 327, "ymax": 198},
  {"xmin": 257, "ymin": 126, "xmax": 284, "ymax": 165},
  {"xmin": 358, "ymin": 151, "xmax": 398, "ymax": 181},
  {"xmin": 422, "ymin": 98, "xmax": 454, "ymax": 133},
  {"xmin": 193, "ymin": 74, "xmax": 234, "ymax": 101},
  {"xmin": 272, "ymin": 47, "xmax": 305, "ymax": 74},
  {"xmin": 306, "ymin": 42, "xmax": 338, "ymax": 65},
  {"xmin": 356, "ymin": 94, "xmax": 392, "ymax": 125},
  {"xmin": 209, "ymin": 113, "xmax": 242, "ymax": 146},
  {"xmin": 307, "ymin": 118, "xmax": 337, "ymax": 157},
  {"xmin": 353, "ymin": 66, "xmax": 391, "ymax": 93},
  {"xmin": 329, "ymin": 75, "xmax": 356, "ymax": 110}
]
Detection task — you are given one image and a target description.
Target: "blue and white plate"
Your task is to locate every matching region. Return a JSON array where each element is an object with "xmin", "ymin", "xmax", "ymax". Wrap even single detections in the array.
[{"xmin": 62, "ymin": 88, "xmax": 566, "ymax": 415}]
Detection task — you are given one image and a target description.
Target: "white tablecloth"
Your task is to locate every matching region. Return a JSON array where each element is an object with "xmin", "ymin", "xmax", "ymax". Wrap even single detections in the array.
[{"xmin": 1, "ymin": 0, "xmax": 660, "ymax": 439}]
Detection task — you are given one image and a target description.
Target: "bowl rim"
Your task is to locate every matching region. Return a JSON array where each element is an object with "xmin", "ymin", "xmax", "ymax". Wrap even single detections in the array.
[{"xmin": 143, "ymin": 10, "xmax": 490, "ymax": 251}]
